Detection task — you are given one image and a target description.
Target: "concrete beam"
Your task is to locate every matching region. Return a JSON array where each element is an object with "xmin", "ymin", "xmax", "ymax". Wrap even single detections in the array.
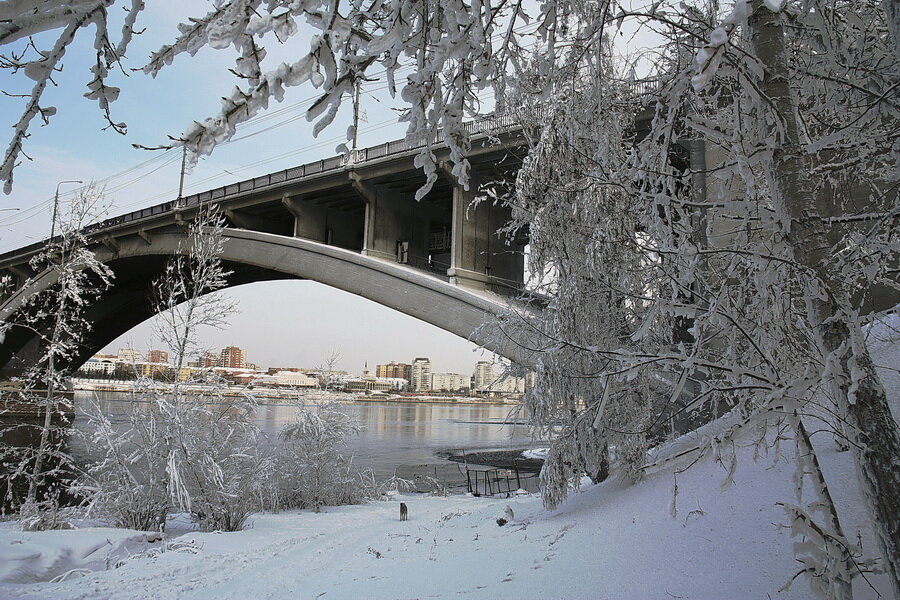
[
  {"xmin": 224, "ymin": 209, "xmax": 284, "ymax": 234},
  {"xmin": 282, "ymin": 195, "xmax": 328, "ymax": 242},
  {"xmin": 101, "ymin": 236, "xmax": 120, "ymax": 255},
  {"xmin": 137, "ymin": 230, "xmax": 153, "ymax": 245}
]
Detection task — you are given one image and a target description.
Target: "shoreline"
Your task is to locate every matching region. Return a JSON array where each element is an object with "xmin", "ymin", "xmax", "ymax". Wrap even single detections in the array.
[
  {"xmin": 71, "ymin": 380, "xmax": 521, "ymax": 405},
  {"xmin": 441, "ymin": 448, "xmax": 544, "ymax": 473}
]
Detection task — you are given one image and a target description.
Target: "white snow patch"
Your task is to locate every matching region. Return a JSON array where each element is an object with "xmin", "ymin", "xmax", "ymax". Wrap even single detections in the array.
[
  {"xmin": 1, "ymin": 426, "xmax": 892, "ymax": 599},
  {"xmin": 522, "ymin": 447, "xmax": 548, "ymax": 460},
  {"xmin": 0, "ymin": 528, "xmax": 163, "ymax": 584}
]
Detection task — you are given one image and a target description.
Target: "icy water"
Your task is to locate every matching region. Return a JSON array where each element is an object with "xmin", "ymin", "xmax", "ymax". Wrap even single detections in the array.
[{"xmin": 67, "ymin": 391, "xmax": 537, "ymax": 479}]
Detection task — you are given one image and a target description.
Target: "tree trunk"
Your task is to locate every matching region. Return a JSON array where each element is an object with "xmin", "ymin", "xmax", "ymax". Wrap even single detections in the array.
[
  {"xmin": 884, "ymin": 0, "xmax": 900, "ymax": 58},
  {"xmin": 748, "ymin": 2, "xmax": 900, "ymax": 596}
]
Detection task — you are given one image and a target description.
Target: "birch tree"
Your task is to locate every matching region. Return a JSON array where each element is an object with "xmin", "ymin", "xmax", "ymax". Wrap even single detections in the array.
[
  {"xmin": 494, "ymin": 1, "xmax": 899, "ymax": 596},
  {"xmin": 0, "ymin": 183, "xmax": 112, "ymax": 527}
]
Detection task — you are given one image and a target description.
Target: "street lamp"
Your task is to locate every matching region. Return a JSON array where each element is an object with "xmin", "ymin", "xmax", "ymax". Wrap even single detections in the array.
[{"xmin": 51, "ymin": 180, "xmax": 83, "ymax": 239}]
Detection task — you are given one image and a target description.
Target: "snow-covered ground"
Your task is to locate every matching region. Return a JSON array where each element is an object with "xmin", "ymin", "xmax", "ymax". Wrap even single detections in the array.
[
  {"xmin": 1, "ymin": 431, "xmax": 891, "ymax": 599},
  {"xmin": 0, "ymin": 311, "xmax": 896, "ymax": 599}
]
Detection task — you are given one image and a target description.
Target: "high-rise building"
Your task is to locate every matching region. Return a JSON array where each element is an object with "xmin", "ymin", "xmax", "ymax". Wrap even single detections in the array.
[
  {"xmin": 410, "ymin": 357, "xmax": 432, "ymax": 391},
  {"xmin": 473, "ymin": 360, "xmax": 495, "ymax": 391},
  {"xmin": 147, "ymin": 349, "xmax": 169, "ymax": 364},
  {"xmin": 376, "ymin": 362, "xmax": 412, "ymax": 381},
  {"xmin": 218, "ymin": 346, "xmax": 246, "ymax": 369},
  {"xmin": 431, "ymin": 372, "xmax": 471, "ymax": 392}
]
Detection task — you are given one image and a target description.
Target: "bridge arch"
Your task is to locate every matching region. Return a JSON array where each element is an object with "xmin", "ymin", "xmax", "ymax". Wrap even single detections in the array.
[{"xmin": 0, "ymin": 228, "xmax": 531, "ymax": 376}]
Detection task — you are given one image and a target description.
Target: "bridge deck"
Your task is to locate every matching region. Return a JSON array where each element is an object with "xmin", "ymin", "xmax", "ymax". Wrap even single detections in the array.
[{"xmin": 0, "ymin": 113, "xmax": 522, "ymax": 267}]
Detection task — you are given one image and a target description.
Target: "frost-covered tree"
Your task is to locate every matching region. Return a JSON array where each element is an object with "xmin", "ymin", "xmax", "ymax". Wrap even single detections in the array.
[
  {"xmin": 79, "ymin": 205, "xmax": 268, "ymax": 532},
  {"xmin": 0, "ymin": 183, "xmax": 112, "ymax": 527},
  {"xmin": 494, "ymin": 1, "xmax": 899, "ymax": 597},
  {"xmin": 0, "ymin": 1, "xmax": 142, "ymax": 194}
]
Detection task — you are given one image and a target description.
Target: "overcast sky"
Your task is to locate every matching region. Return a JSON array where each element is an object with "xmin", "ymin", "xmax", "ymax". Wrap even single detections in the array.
[{"xmin": 0, "ymin": 2, "xmax": 497, "ymax": 375}]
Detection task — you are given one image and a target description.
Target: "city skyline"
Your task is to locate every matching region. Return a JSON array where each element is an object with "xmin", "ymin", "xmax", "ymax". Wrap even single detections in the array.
[{"xmin": 101, "ymin": 342, "xmax": 500, "ymax": 379}]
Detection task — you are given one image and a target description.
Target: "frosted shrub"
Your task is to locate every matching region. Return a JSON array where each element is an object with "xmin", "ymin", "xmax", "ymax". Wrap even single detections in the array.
[
  {"xmin": 174, "ymin": 396, "xmax": 271, "ymax": 532},
  {"xmin": 79, "ymin": 391, "xmax": 274, "ymax": 533},
  {"xmin": 274, "ymin": 403, "xmax": 368, "ymax": 512},
  {"xmin": 374, "ymin": 476, "xmax": 415, "ymax": 498},
  {"xmin": 76, "ymin": 397, "xmax": 170, "ymax": 532},
  {"xmin": 18, "ymin": 499, "xmax": 75, "ymax": 531}
]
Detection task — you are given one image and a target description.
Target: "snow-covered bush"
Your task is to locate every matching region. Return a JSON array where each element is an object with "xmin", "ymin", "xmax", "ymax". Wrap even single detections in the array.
[
  {"xmin": 274, "ymin": 403, "xmax": 369, "ymax": 512},
  {"xmin": 79, "ymin": 391, "xmax": 271, "ymax": 533},
  {"xmin": 167, "ymin": 393, "xmax": 271, "ymax": 532},
  {"xmin": 374, "ymin": 476, "xmax": 415, "ymax": 499},
  {"xmin": 76, "ymin": 396, "xmax": 171, "ymax": 532},
  {"xmin": 18, "ymin": 499, "xmax": 76, "ymax": 532}
]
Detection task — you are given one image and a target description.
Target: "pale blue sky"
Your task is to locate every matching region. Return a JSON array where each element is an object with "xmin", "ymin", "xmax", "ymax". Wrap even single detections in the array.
[{"xmin": 0, "ymin": 2, "xmax": 494, "ymax": 374}]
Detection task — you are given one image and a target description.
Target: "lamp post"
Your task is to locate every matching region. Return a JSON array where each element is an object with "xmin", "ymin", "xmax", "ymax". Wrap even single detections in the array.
[{"xmin": 51, "ymin": 180, "xmax": 83, "ymax": 239}]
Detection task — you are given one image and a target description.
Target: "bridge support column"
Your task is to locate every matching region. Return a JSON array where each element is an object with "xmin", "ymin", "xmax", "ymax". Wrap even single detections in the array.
[
  {"xmin": 352, "ymin": 175, "xmax": 427, "ymax": 264},
  {"xmin": 283, "ymin": 195, "xmax": 328, "ymax": 243},
  {"xmin": 353, "ymin": 176, "xmax": 397, "ymax": 262},
  {"xmin": 445, "ymin": 167, "xmax": 524, "ymax": 295}
]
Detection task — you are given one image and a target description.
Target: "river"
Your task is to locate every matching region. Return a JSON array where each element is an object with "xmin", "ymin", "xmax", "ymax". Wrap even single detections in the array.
[{"xmin": 67, "ymin": 391, "xmax": 540, "ymax": 480}]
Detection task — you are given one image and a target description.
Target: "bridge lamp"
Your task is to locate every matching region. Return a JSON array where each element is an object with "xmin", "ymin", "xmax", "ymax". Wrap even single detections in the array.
[{"xmin": 51, "ymin": 180, "xmax": 83, "ymax": 239}]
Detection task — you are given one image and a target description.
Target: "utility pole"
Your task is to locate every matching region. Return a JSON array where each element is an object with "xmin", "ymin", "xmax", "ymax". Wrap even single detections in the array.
[
  {"xmin": 177, "ymin": 145, "xmax": 187, "ymax": 205},
  {"xmin": 52, "ymin": 180, "xmax": 83, "ymax": 240},
  {"xmin": 351, "ymin": 76, "xmax": 361, "ymax": 163}
]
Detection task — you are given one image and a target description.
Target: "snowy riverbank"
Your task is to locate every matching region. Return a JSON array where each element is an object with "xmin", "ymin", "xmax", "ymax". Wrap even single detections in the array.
[
  {"xmin": 72, "ymin": 380, "xmax": 521, "ymax": 405},
  {"xmin": 0, "ymin": 417, "xmax": 893, "ymax": 599}
]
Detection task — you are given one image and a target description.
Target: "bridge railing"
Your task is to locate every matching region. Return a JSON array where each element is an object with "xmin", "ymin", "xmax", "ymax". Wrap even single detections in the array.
[{"xmin": 179, "ymin": 112, "xmax": 523, "ymax": 209}]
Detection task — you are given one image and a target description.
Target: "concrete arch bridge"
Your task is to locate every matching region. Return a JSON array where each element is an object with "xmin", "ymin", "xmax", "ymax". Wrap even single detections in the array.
[{"xmin": 0, "ymin": 120, "xmax": 538, "ymax": 378}]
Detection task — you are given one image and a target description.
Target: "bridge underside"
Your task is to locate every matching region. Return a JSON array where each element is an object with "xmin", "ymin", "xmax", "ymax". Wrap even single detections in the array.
[
  {"xmin": 0, "ymin": 229, "xmax": 528, "ymax": 378},
  {"xmin": 0, "ymin": 255, "xmax": 292, "ymax": 379}
]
